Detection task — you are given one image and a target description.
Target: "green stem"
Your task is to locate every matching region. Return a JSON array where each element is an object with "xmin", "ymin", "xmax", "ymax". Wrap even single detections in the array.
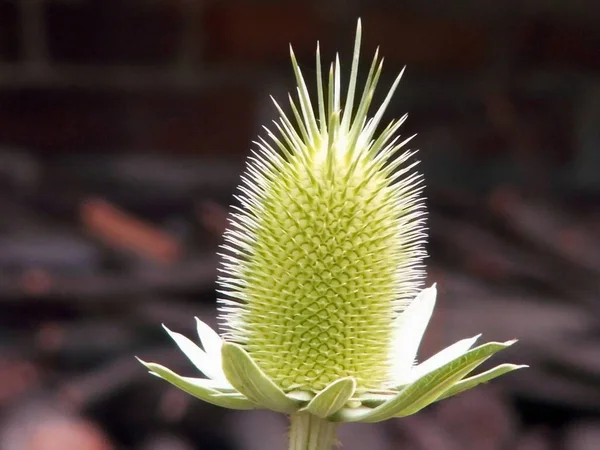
[{"xmin": 289, "ymin": 414, "xmax": 339, "ymax": 450}]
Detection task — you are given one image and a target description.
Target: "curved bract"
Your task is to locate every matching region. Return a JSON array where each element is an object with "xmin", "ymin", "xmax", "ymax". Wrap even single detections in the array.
[{"xmin": 139, "ymin": 308, "xmax": 525, "ymax": 422}]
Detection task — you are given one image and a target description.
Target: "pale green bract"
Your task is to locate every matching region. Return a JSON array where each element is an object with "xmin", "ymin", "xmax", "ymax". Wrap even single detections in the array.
[{"xmin": 139, "ymin": 20, "xmax": 525, "ymax": 427}]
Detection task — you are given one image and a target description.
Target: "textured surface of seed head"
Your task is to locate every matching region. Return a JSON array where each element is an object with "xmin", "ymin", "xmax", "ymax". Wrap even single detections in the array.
[{"xmin": 217, "ymin": 22, "xmax": 426, "ymax": 393}]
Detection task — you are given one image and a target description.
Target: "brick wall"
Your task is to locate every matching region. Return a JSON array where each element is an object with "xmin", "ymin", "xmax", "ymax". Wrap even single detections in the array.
[{"xmin": 0, "ymin": 0, "xmax": 599, "ymax": 156}]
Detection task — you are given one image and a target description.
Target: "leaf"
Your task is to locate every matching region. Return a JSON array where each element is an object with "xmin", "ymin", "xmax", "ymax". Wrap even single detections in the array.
[
  {"xmin": 302, "ymin": 377, "xmax": 356, "ymax": 419},
  {"xmin": 138, "ymin": 359, "xmax": 255, "ymax": 410},
  {"xmin": 163, "ymin": 325, "xmax": 226, "ymax": 382},
  {"xmin": 400, "ymin": 334, "xmax": 481, "ymax": 385},
  {"xmin": 333, "ymin": 340, "xmax": 517, "ymax": 423},
  {"xmin": 195, "ymin": 317, "xmax": 223, "ymax": 360},
  {"xmin": 221, "ymin": 342, "xmax": 300, "ymax": 414},
  {"xmin": 436, "ymin": 363, "xmax": 528, "ymax": 401},
  {"xmin": 390, "ymin": 285, "xmax": 437, "ymax": 386},
  {"xmin": 356, "ymin": 392, "xmax": 395, "ymax": 408}
]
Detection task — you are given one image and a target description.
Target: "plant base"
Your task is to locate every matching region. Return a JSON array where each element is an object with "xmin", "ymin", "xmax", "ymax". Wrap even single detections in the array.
[{"xmin": 289, "ymin": 414, "xmax": 339, "ymax": 450}]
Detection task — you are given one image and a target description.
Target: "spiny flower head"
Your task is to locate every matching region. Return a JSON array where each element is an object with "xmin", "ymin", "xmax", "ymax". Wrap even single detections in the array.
[
  {"xmin": 217, "ymin": 25, "xmax": 425, "ymax": 394},
  {"xmin": 138, "ymin": 21, "xmax": 525, "ymax": 424}
]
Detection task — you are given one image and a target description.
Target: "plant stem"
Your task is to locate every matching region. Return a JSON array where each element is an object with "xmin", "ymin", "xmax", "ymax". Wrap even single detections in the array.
[{"xmin": 289, "ymin": 414, "xmax": 338, "ymax": 450}]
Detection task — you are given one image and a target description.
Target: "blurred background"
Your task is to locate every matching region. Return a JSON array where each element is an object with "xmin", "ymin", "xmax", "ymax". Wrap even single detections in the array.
[{"xmin": 1, "ymin": 1, "xmax": 600, "ymax": 449}]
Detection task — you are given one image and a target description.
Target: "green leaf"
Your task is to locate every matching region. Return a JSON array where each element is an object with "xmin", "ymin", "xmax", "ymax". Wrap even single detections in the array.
[
  {"xmin": 333, "ymin": 340, "xmax": 516, "ymax": 423},
  {"xmin": 138, "ymin": 359, "xmax": 255, "ymax": 410},
  {"xmin": 436, "ymin": 363, "xmax": 527, "ymax": 402},
  {"xmin": 221, "ymin": 342, "xmax": 300, "ymax": 414},
  {"xmin": 356, "ymin": 392, "xmax": 395, "ymax": 408},
  {"xmin": 396, "ymin": 334, "xmax": 481, "ymax": 387},
  {"xmin": 302, "ymin": 377, "xmax": 356, "ymax": 419}
]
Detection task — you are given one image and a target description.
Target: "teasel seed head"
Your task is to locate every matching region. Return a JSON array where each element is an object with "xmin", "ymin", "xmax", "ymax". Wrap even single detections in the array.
[
  {"xmin": 138, "ymin": 20, "xmax": 526, "ymax": 426},
  {"xmin": 217, "ymin": 23, "xmax": 426, "ymax": 393}
]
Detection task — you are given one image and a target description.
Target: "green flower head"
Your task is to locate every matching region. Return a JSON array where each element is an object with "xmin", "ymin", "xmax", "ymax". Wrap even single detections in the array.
[
  {"xmin": 218, "ymin": 37, "xmax": 426, "ymax": 395},
  {"xmin": 139, "ymin": 20, "xmax": 525, "ymax": 425}
]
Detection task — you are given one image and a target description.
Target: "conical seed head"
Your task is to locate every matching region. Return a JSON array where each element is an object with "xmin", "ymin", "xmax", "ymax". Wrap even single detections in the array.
[{"xmin": 218, "ymin": 22, "xmax": 426, "ymax": 393}]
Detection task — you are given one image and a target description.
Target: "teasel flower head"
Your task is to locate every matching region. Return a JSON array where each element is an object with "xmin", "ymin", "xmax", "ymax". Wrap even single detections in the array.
[{"xmin": 139, "ymin": 21, "xmax": 525, "ymax": 430}]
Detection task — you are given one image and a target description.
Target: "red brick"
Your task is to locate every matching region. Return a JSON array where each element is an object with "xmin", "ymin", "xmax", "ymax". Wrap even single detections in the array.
[
  {"xmin": 360, "ymin": 12, "xmax": 489, "ymax": 70},
  {"xmin": 46, "ymin": 1, "xmax": 182, "ymax": 65},
  {"xmin": 124, "ymin": 89, "xmax": 258, "ymax": 155},
  {"xmin": 203, "ymin": 2, "xmax": 333, "ymax": 63},
  {"xmin": 0, "ymin": 88, "xmax": 257, "ymax": 155},
  {"xmin": 204, "ymin": 4, "xmax": 489, "ymax": 70}
]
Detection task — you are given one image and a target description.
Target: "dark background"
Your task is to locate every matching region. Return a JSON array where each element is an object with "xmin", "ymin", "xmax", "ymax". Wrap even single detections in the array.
[{"xmin": 1, "ymin": 1, "xmax": 600, "ymax": 449}]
